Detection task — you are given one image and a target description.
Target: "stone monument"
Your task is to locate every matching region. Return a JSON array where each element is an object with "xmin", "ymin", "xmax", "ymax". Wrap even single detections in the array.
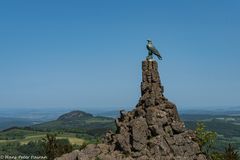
[{"xmin": 56, "ymin": 46, "xmax": 207, "ymax": 160}]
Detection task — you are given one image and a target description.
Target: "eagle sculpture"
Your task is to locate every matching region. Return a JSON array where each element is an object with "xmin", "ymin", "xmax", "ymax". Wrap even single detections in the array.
[{"xmin": 146, "ymin": 40, "xmax": 162, "ymax": 60}]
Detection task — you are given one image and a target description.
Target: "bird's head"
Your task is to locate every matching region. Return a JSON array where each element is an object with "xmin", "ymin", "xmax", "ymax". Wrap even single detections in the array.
[{"xmin": 147, "ymin": 39, "xmax": 152, "ymax": 43}]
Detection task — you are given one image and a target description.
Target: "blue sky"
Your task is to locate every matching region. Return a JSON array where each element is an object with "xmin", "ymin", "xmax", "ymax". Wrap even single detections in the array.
[{"xmin": 0, "ymin": 0, "xmax": 239, "ymax": 111}]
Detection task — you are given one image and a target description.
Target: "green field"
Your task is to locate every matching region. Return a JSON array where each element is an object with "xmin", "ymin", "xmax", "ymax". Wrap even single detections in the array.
[
  {"xmin": 0, "ymin": 128, "xmax": 85, "ymax": 145},
  {"xmin": 0, "ymin": 128, "xmax": 88, "ymax": 157}
]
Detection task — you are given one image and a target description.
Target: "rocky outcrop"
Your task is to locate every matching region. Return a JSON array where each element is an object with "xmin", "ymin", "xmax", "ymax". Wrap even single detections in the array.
[{"xmin": 55, "ymin": 60, "xmax": 207, "ymax": 160}]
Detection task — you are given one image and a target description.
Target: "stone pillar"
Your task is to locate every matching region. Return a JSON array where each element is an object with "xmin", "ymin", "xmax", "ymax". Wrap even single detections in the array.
[{"xmin": 140, "ymin": 60, "xmax": 165, "ymax": 107}]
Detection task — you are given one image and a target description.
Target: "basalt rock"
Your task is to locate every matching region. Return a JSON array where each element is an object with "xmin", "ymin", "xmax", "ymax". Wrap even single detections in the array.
[{"xmin": 55, "ymin": 60, "xmax": 207, "ymax": 160}]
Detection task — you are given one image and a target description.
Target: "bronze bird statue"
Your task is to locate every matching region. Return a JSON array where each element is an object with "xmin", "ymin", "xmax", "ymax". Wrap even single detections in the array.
[{"xmin": 146, "ymin": 40, "xmax": 162, "ymax": 60}]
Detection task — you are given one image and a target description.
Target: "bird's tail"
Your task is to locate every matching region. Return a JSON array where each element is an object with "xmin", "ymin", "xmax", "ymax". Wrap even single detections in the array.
[{"xmin": 157, "ymin": 55, "xmax": 162, "ymax": 60}]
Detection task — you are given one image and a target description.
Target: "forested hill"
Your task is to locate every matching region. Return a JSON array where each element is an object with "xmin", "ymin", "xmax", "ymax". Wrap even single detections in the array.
[{"xmin": 30, "ymin": 110, "xmax": 115, "ymax": 137}]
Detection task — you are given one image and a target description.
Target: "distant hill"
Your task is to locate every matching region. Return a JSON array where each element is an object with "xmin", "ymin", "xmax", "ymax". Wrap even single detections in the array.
[
  {"xmin": 30, "ymin": 110, "xmax": 115, "ymax": 137},
  {"xmin": 0, "ymin": 117, "xmax": 41, "ymax": 131},
  {"xmin": 57, "ymin": 110, "xmax": 93, "ymax": 120}
]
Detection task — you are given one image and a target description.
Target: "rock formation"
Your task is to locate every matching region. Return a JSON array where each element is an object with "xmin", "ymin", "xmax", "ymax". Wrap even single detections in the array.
[{"xmin": 55, "ymin": 60, "xmax": 207, "ymax": 160}]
